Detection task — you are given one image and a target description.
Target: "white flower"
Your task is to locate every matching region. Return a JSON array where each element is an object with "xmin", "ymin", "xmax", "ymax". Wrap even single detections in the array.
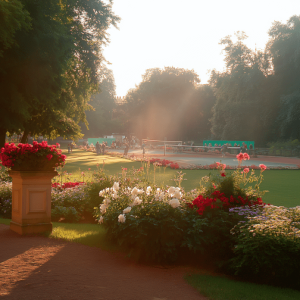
[
  {"xmin": 103, "ymin": 198, "xmax": 111, "ymax": 206},
  {"xmin": 132, "ymin": 196, "xmax": 142, "ymax": 206},
  {"xmin": 98, "ymin": 216, "xmax": 104, "ymax": 224},
  {"xmin": 169, "ymin": 198, "xmax": 180, "ymax": 208},
  {"xmin": 174, "ymin": 189, "xmax": 182, "ymax": 199},
  {"xmin": 168, "ymin": 187, "xmax": 175, "ymax": 196},
  {"xmin": 123, "ymin": 206, "xmax": 132, "ymax": 214},
  {"xmin": 100, "ymin": 204, "xmax": 108, "ymax": 214},
  {"xmin": 118, "ymin": 214, "xmax": 126, "ymax": 223},
  {"xmin": 155, "ymin": 188, "xmax": 165, "ymax": 201},
  {"xmin": 113, "ymin": 182, "xmax": 119, "ymax": 191},
  {"xmin": 146, "ymin": 186, "xmax": 152, "ymax": 195},
  {"xmin": 99, "ymin": 190, "xmax": 105, "ymax": 197},
  {"xmin": 112, "ymin": 192, "xmax": 119, "ymax": 199},
  {"xmin": 131, "ymin": 187, "xmax": 144, "ymax": 196}
]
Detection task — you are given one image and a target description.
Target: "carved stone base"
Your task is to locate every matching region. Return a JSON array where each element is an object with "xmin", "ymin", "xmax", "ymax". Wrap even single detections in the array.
[
  {"xmin": 10, "ymin": 221, "xmax": 52, "ymax": 235},
  {"xmin": 9, "ymin": 170, "xmax": 57, "ymax": 235}
]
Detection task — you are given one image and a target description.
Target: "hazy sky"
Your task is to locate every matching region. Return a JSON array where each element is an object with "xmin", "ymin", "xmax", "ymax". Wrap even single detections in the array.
[{"xmin": 103, "ymin": 0, "xmax": 300, "ymax": 97}]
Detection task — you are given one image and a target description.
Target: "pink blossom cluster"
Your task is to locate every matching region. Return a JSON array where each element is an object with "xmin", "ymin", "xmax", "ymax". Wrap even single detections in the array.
[
  {"xmin": 149, "ymin": 158, "xmax": 179, "ymax": 169},
  {"xmin": 236, "ymin": 152, "xmax": 250, "ymax": 161},
  {"xmin": 0, "ymin": 142, "xmax": 66, "ymax": 168}
]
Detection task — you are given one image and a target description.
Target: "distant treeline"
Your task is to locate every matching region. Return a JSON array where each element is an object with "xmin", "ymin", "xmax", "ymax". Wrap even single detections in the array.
[{"xmin": 84, "ymin": 16, "xmax": 300, "ymax": 147}]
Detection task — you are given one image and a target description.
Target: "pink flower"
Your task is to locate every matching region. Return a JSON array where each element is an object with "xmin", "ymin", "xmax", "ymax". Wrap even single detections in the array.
[
  {"xmin": 243, "ymin": 153, "xmax": 250, "ymax": 160},
  {"xmin": 46, "ymin": 154, "xmax": 53, "ymax": 160},
  {"xmin": 243, "ymin": 168, "xmax": 250, "ymax": 174},
  {"xmin": 259, "ymin": 164, "xmax": 267, "ymax": 171},
  {"xmin": 236, "ymin": 153, "xmax": 244, "ymax": 161}
]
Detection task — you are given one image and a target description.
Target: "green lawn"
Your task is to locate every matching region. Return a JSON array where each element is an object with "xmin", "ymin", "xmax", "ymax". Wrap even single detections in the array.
[
  {"xmin": 185, "ymin": 274, "xmax": 300, "ymax": 300},
  {"xmin": 61, "ymin": 149, "xmax": 300, "ymax": 207},
  {"xmin": 0, "ymin": 218, "xmax": 118, "ymax": 252}
]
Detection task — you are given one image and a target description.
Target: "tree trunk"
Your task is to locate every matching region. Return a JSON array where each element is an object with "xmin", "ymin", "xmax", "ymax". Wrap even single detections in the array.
[
  {"xmin": 0, "ymin": 128, "xmax": 7, "ymax": 148},
  {"xmin": 20, "ymin": 128, "xmax": 30, "ymax": 144}
]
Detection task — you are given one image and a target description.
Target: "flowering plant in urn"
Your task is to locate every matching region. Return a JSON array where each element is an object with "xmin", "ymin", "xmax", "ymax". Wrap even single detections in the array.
[{"xmin": 0, "ymin": 141, "xmax": 66, "ymax": 171}]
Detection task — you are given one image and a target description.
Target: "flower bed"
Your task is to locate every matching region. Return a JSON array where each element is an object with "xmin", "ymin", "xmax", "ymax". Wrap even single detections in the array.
[{"xmin": 1, "ymin": 152, "xmax": 299, "ymax": 288}]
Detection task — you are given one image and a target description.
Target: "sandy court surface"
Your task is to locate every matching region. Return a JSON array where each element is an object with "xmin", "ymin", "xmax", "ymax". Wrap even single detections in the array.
[{"xmin": 0, "ymin": 224, "xmax": 207, "ymax": 300}]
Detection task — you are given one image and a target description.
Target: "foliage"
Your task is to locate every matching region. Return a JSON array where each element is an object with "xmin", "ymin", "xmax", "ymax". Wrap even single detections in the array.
[
  {"xmin": 267, "ymin": 139, "xmax": 300, "ymax": 156},
  {"xmin": 0, "ymin": 0, "xmax": 120, "ymax": 146},
  {"xmin": 51, "ymin": 206, "xmax": 80, "ymax": 223},
  {"xmin": 0, "ymin": 0, "xmax": 31, "ymax": 57},
  {"xmin": 95, "ymin": 180, "xmax": 199, "ymax": 262},
  {"xmin": 0, "ymin": 181, "xmax": 12, "ymax": 218},
  {"xmin": 81, "ymin": 67, "xmax": 122, "ymax": 138},
  {"xmin": 51, "ymin": 175, "xmax": 112, "ymax": 219},
  {"xmin": 0, "ymin": 166, "xmax": 11, "ymax": 182},
  {"xmin": 230, "ymin": 205, "xmax": 300, "ymax": 288},
  {"xmin": 123, "ymin": 67, "xmax": 215, "ymax": 141},
  {"xmin": 209, "ymin": 32, "xmax": 275, "ymax": 145},
  {"xmin": 83, "ymin": 180, "xmax": 112, "ymax": 213},
  {"xmin": 267, "ymin": 16, "xmax": 300, "ymax": 140}
]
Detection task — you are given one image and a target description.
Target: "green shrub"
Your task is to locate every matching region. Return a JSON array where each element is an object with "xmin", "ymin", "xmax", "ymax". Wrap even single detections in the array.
[
  {"xmin": 230, "ymin": 205, "xmax": 300, "ymax": 288},
  {"xmin": 0, "ymin": 167, "xmax": 11, "ymax": 182},
  {"xmin": 83, "ymin": 180, "xmax": 112, "ymax": 213},
  {"xmin": 0, "ymin": 182, "xmax": 12, "ymax": 218},
  {"xmin": 95, "ymin": 182, "xmax": 199, "ymax": 262},
  {"xmin": 51, "ymin": 206, "xmax": 81, "ymax": 223},
  {"xmin": 51, "ymin": 184, "xmax": 86, "ymax": 214}
]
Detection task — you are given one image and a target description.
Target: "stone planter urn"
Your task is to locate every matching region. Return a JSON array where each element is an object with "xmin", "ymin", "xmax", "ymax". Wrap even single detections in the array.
[{"xmin": 9, "ymin": 170, "xmax": 58, "ymax": 235}]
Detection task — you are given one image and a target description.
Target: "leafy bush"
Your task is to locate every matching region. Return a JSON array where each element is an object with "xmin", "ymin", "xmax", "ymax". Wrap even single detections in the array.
[
  {"xmin": 230, "ymin": 205, "xmax": 300, "ymax": 288},
  {"xmin": 95, "ymin": 182, "xmax": 197, "ymax": 262},
  {"xmin": 51, "ymin": 184, "xmax": 86, "ymax": 214},
  {"xmin": 51, "ymin": 206, "xmax": 81, "ymax": 222},
  {"xmin": 83, "ymin": 180, "xmax": 112, "ymax": 213},
  {"xmin": 0, "ymin": 167, "xmax": 11, "ymax": 182},
  {"xmin": 0, "ymin": 182, "xmax": 12, "ymax": 218},
  {"xmin": 51, "ymin": 178, "xmax": 112, "ymax": 219}
]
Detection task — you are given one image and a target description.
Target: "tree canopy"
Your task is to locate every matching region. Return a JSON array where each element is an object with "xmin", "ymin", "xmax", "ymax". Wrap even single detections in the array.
[
  {"xmin": 0, "ymin": 0, "xmax": 119, "ymax": 146},
  {"xmin": 123, "ymin": 67, "xmax": 215, "ymax": 141}
]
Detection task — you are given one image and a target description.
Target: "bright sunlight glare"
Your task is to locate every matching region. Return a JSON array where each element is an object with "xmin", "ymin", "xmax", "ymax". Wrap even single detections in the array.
[{"xmin": 103, "ymin": 0, "xmax": 300, "ymax": 97}]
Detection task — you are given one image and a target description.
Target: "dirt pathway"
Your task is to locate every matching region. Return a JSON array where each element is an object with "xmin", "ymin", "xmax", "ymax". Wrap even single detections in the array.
[{"xmin": 0, "ymin": 225, "xmax": 207, "ymax": 300}]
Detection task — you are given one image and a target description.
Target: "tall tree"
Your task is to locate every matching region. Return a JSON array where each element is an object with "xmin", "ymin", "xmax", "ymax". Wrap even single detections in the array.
[
  {"xmin": 124, "ymin": 67, "xmax": 200, "ymax": 141},
  {"xmin": 0, "ymin": 0, "xmax": 30, "ymax": 57},
  {"xmin": 209, "ymin": 32, "xmax": 274, "ymax": 145},
  {"xmin": 0, "ymin": 0, "xmax": 119, "ymax": 147},
  {"xmin": 81, "ymin": 67, "xmax": 122, "ymax": 137},
  {"xmin": 267, "ymin": 15, "xmax": 300, "ymax": 140}
]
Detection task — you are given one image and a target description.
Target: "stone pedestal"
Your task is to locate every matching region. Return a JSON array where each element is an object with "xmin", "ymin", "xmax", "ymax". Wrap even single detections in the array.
[{"xmin": 9, "ymin": 170, "xmax": 57, "ymax": 235}]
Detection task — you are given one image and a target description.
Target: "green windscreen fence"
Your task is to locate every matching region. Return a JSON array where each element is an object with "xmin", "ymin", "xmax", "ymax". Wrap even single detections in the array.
[
  {"xmin": 87, "ymin": 138, "xmax": 116, "ymax": 146},
  {"xmin": 203, "ymin": 140, "xmax": 255, "ymax": 149}
]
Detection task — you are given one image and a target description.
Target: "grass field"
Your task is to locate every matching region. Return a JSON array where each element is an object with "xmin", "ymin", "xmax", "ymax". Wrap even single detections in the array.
[
  {"xmin": 61, "ymin": 149, "xmax": 300, "ymax": 207},
  {"xmin": 185, "ymin": 274, "xmax": 300, "ymax": 300}
]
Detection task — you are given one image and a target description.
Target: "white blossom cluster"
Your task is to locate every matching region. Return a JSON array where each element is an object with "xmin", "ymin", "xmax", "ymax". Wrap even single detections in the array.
[
  {"xmin": 97, "ymin": 183, "xmax": 183, "ymax": 224},
  {"xmin": 231, "ymin": 205, "xmax": 300, "ymax": 239}
]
